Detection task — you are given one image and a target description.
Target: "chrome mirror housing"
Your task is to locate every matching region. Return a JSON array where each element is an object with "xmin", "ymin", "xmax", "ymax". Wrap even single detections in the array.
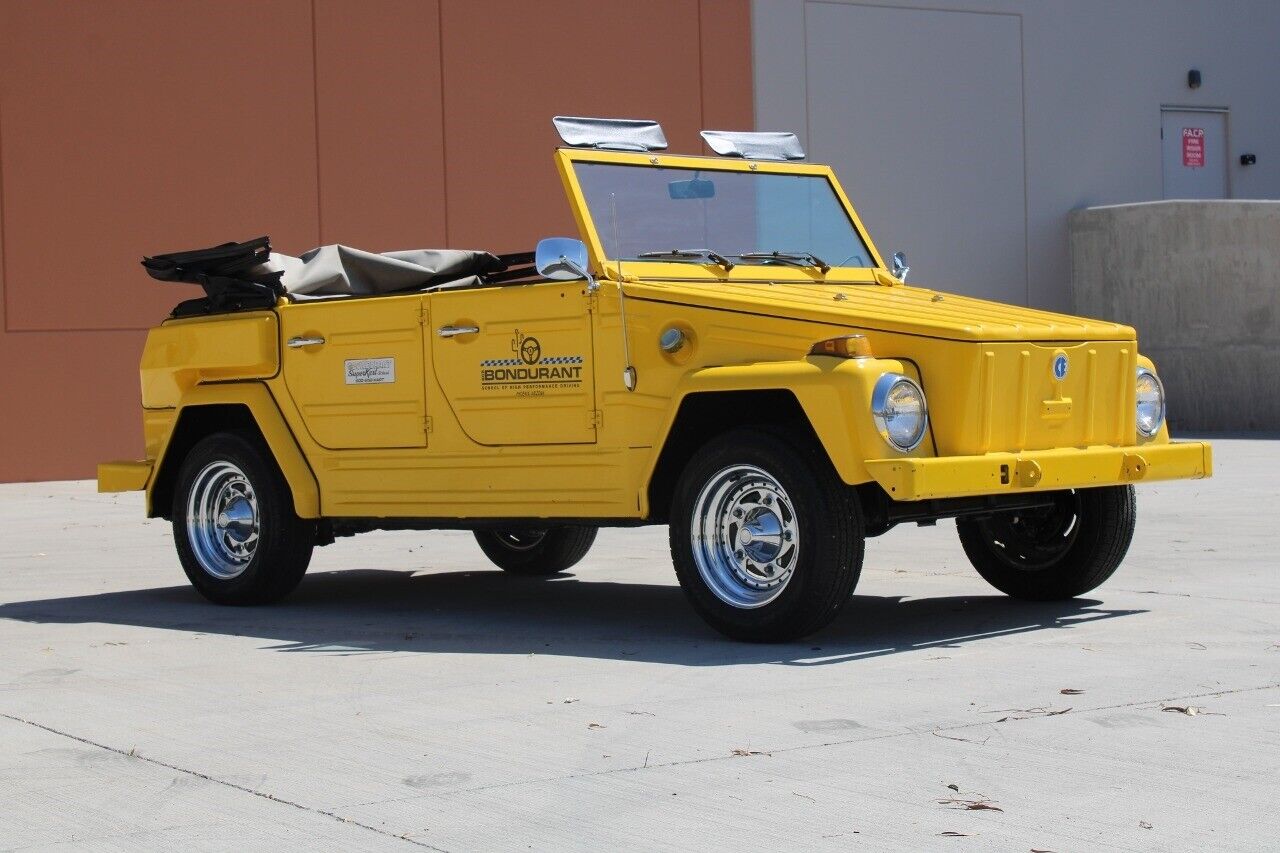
[
  {"xmin": 891, "ymin": 251, "xmax": 910, "ymax": 283},
  {"xmin": 536, "ymin": 238, "xmax": 596, "ymax": 291}
]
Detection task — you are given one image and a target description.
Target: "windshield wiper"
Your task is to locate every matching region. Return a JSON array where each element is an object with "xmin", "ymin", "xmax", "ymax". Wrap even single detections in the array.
[
  {"xmin": 636, "ymin": 248, "xmax": 735, "ymax": 272},
  {"xmin": 735, "ymin": 251, "xmax": 831, "ymax": 274}
]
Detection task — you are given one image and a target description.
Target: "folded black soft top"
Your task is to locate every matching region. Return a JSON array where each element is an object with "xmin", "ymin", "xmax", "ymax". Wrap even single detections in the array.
[
  {"xmin": 143, "ymin": 236, "xmax": 285, "ymax": 315},
  {"xmin": 144, "ymin": 237, "xmax": 536, "ymax": 317}
]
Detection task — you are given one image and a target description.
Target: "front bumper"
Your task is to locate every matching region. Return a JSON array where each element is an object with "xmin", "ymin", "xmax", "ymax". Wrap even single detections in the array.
[{"xmin": 865, "ymin": 441, "xmax": 1212, "ymax": 501}]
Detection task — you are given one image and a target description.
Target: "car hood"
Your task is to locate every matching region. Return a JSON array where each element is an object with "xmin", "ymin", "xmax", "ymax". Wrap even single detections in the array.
[{"xmin": 623, "ymin": 279, "xmax": 1134, "ymax": 342}]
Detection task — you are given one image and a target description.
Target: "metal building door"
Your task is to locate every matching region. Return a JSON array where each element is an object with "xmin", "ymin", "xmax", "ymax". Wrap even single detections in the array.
[{"xmin": 1161, "ymin": 109, "xmax": 1228, "ymax": 199}]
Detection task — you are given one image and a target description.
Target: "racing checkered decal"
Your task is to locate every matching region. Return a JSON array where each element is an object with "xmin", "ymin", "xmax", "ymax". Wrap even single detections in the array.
[{"xmin": 480, "ymin": 356, "xmax": 583, "ymax": 367}]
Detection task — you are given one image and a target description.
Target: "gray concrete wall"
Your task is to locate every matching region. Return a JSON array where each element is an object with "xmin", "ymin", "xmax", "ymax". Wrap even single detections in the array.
[
  {"xmin": 1069, "ymin": 200, "xmax": 1280, "ymax": 430},
  {"xmin": 753, "ymin": 0, "xmax": 1280, "ymax": 312}
]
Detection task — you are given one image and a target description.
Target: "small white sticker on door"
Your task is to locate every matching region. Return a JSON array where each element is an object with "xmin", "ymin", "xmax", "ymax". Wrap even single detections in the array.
[{"xmin": 345, "ymin": 358, "xmax": 396, "ymax": 385}]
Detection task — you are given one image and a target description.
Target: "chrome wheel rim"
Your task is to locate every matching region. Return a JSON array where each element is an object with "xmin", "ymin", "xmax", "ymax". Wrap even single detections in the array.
[
  {"xmin": 186, "ymin": 461, "xmax": 260, "ymax": 579},
  {"xmin": 494, "ymin": 529, "xmax": 548, "ymax": 551},
  {"xmin": 690, "ymin": 464, "xmax": 800, "ymax": 609}
]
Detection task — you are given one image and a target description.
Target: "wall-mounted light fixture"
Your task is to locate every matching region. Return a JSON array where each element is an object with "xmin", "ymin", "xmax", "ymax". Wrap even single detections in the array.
[
  {"xmin": 1240, "ymin": 154, "xmax": 1257, "ymax": 166},
  {"xmin": 1187, "ymin": 69, "xmax": 1202, "ymax": 89}
]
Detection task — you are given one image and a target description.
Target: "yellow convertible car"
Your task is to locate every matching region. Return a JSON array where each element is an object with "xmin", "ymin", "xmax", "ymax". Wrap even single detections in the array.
[{"xmin": 100, "ymin": 116, "xmax": 1211, "ymax": 641}]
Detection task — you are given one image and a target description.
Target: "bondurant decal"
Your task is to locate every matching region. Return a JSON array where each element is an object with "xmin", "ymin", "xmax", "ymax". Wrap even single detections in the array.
[
  {"xmin": 480, "ymin": 330, "xmax": 584, "ymax": 392},
  {"xmin": 482, "ymin": 364, "xmax": 583, "ymax": 384}
]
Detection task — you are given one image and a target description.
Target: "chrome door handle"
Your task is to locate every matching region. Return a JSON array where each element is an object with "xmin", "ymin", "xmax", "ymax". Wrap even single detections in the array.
[
  {"xmin": 437, "ymin": 325, "xmax": 480, "ymax": 338},
  {"xmin": 287, "ymin": 336, "xmax": 326, "ymax": 348}
]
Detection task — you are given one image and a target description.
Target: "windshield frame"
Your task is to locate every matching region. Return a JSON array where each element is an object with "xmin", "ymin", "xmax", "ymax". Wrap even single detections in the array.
[{"xmin": 555, "ymin": 148, "xmax": 886, "ymax": 285}]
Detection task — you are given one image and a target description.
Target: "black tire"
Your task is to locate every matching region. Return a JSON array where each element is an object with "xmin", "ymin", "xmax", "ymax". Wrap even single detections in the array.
[
  {"xmin": 172, "ymin": 431, "xmax": 316, "ymax": 605},
  {"xmin": 474, "ymin": 526, "xmax": 598, "ymax": 576},
  {"xmin": 957, "ymin": 485, "xmax": 1136, "ymax": 600},
  {"xmin": 668, "ymin": 427, "xmax": 864, "ymax": 642}
]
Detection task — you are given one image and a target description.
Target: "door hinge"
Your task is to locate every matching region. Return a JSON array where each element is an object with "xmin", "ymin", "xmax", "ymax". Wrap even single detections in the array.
[
  {"xmin": 423, "ymin": 415, "xmax": 433, "ymax": 434},
  {"xmin": 418, "ymin": 304, "xmax": 429, "ymax": 326},
  {"xmin": 585, "ymin": 290, "xmax": 599, "ymax": 313},
  {"xmin": 588, "ymin": 409, "xmax": 603, "ymax": 429}
]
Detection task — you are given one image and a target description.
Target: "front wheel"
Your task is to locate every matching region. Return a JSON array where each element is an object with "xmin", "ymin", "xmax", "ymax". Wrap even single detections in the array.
[
  {"xmin": 669, "ymin": 428, "xmax": 864, "ymax": 642},
  {"xmin": 957, "ymin": 485, "xmax": 1136, "ymax": 600},
  {"xmin": 474, "ymin": 526, "xmax": 597, "ymax": 576},
  {"xmin": 172, "ymin": 431, "xmax": 316, "ymax": 605}
]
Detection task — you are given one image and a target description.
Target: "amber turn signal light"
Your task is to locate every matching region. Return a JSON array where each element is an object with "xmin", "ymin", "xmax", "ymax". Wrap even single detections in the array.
[{"xmin": 809, "ymin": 334, "xmax": 872, "ymax": 359}]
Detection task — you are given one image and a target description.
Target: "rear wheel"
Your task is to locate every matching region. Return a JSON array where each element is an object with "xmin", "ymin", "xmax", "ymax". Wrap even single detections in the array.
[
  {"xmin": 956, "ymin": 486, "xmax": 1136, "ymax": 600},
  {"xmin": 172, "ymin": 432, "xmax": 315, "ymax": 605},
  {"xmin": 669, "ymin": 428, "xmax": 864, "ymax": 642},
  {"xmin": 474, "ymin": 526, "xmax": 597, "ymax": 576}
]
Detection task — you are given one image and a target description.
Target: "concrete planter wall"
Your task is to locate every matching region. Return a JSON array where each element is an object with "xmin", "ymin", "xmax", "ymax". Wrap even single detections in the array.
[{"xmin": 1069, "ymin": 201, "xmax": 1280, "ymax": 431}]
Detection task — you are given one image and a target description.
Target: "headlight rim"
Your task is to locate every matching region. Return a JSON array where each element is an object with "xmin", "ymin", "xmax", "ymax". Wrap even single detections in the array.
[
  {"xmin": 1135, "ymin": 366, "xmax": 1167, "ymax": 438},
  {"xmin": 871, "ymin": 373, "xmax": 929, "ymax": 452}
]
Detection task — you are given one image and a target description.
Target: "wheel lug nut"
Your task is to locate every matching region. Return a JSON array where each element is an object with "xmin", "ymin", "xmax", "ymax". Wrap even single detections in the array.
[
  {"xmin": 783, "ymin": 531, "xmax": 793, "ymax": 542},
  {"xmin": 732, "ymin": 508, "xmax": 743, "ymax": 518},
  {"xmin": 735, "ymin": 549, "xmax": 745, "ymax": 560},
  {"xmin": 763, "ymin": 495, "xmax": 773, "ymax": 506}
]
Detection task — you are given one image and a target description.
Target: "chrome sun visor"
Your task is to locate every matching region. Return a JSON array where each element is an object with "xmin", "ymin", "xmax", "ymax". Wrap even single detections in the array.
[
  {"xmin": 700, "ymin": 130, "xmax": 805, "ymax": 161},
  {"xmin": 552, "ymin": 116, "xmax": 668, "ymax": 152}
]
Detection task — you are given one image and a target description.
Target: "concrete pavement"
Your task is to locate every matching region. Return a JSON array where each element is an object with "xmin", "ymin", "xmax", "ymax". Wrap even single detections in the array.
[{"xmin": 1, "ymin": 437, "xmax": 1276, "ymax": 851}]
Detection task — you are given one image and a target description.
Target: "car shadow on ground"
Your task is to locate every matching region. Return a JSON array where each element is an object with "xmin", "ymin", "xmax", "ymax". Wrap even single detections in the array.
[{"xmin": 0, "ymin": 567, "xmax": 1145, "ymax": 666}]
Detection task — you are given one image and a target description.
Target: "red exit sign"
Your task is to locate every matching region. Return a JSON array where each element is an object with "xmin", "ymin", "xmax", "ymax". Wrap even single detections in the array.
[{"xmin": 1182, "ymin": 127, "xmax": 1205, "ymax": 168}]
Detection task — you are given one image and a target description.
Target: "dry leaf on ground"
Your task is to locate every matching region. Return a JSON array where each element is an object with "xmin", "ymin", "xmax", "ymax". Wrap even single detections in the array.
[
  {"xmin": 986, "ymin": 707, "xmax": 1071, "ymax": 722},
  {"xmin": 1059, "ymin": 688, "xmax": 1084, "ymax": 695},
  {"xmin": 938, "ymin": 798, "xmax": 1003, "ymax": 812},
  {"xmin": 1160, "ymin": 705, "xmax": 1221, "ymax": 716}
]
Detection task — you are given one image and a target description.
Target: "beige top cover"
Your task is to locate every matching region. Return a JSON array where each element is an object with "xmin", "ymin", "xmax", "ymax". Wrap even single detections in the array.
[{"xmin": 255, "ymin": 245, "xmax": 503, "ymax": 297}]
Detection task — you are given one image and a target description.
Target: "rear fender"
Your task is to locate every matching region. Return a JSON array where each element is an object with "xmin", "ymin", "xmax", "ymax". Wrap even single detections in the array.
[{"xmin": 146, "ymin": 383, "xmax": 320, "ymax": 519}]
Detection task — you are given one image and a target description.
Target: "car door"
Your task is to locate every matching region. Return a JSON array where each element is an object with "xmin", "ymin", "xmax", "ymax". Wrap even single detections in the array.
[
  {"xmin": 278, "ymin": 294, "xmax": 428, "ymax": 449},
  {"xmin": 429, "ymin": 281, "xmax": 596, "ymax": 445}
]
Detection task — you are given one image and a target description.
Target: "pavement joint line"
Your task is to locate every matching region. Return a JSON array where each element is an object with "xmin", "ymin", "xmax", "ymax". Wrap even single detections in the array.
[
  {"xmin": 1110, "ymin": 588, "xmax": 1280, "ymax": 605},
  {"xmin": 0, "ymin": 711, "xmax": 449, "ymax": 851},
  {"xmin": 343, "ymin": 681, "xmax": 1280, "ymax": 809}
]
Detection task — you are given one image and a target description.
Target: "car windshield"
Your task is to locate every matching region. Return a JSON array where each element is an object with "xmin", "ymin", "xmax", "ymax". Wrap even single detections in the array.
[{"xmin": 573, "ymin": 162, "xmax": 875, "ymax": 269}]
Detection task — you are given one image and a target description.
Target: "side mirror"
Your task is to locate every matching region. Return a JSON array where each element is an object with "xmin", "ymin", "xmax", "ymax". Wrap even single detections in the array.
[
  {"xmin": 891, "ymin": 251, "xmax": 910, "ymax": 283},
  {"xmin": 535, "ymin": 238, "xmax": 596, "ymax": 291}
]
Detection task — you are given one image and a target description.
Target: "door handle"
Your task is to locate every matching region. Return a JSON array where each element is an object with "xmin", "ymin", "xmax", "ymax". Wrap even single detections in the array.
[
  {"xmin": 437, "ymin": 325, "xmax": 480, "ymax": 338},
  {"xmin": 287, "ymin": 336, "xmax": 326, "ymax": 348}
]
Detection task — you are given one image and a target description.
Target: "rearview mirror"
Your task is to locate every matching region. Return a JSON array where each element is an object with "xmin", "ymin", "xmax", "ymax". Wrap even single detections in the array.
[
  {"xmin": 668, "ymin": 177, "xmax": 716, "ymax": 200},
  {"xmin": 536, "ymin": 238, "xmax": 594, "ymax": 289}
]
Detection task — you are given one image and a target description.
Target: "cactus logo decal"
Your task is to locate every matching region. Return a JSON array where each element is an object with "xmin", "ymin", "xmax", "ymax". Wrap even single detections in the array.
[{"xmin": 481, "ymin": 329, "xmax": 583, "ymax": 395}]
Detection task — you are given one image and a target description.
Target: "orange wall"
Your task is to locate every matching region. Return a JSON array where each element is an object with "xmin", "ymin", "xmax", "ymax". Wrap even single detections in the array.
[{"xmin": 0, "ymin": 0, "xmax": 752, "ymax": 482}]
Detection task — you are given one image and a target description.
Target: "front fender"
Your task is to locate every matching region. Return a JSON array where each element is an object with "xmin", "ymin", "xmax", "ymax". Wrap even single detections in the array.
[
  {"xmin": 656, "ymin": 356, "xmax": 934, "ymax": 487},
  {"xmin": 147, "ymin": 383, "xmax": 320, "ymax": 518}
]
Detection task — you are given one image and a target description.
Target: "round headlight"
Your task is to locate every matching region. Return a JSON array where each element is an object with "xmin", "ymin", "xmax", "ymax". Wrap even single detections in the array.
[
  {"xmin": 872, "ymin": 374, "xmax": 928, "ymax": 451},
  {"xmin": 1136, "ymin": 367, "xmax": 1166, "ymax": 437}
]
